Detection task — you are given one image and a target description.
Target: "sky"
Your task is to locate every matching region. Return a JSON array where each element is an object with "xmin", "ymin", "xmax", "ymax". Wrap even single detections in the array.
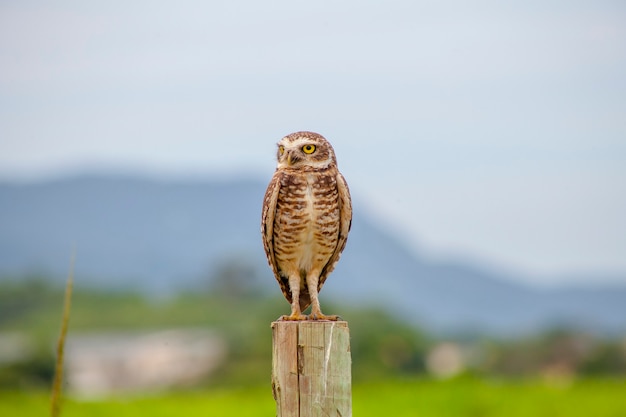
[{"xmin": 1, "ymin": 1, "xmax": 625, "ymax": 286}]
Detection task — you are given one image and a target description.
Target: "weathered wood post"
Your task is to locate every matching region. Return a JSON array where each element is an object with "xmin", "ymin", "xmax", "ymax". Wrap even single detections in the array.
[{"xmin": 271, "ymin": 321, "xmax": 352, "ymax": 417}]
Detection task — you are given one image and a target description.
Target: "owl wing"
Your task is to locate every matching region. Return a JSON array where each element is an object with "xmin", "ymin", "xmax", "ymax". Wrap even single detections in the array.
[
  {"xmin": 261, "ymin": 171, "xmax": 293, "ymax": 303},
  {"xmin": 318, "ymin": 171, "xmax": 352, "ymax": 291}
]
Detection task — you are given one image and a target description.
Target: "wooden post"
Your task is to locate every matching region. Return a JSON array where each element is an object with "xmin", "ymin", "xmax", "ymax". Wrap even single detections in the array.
[{"xmin": 271, "ymin": 321, "xmax": 351, "ymax": 417}]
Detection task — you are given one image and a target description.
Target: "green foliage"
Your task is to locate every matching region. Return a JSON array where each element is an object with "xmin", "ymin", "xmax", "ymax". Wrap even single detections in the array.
[
  {"xmin": 0, "ymin": 278, "xmax": 65, "ymax": 337},
  {"xmin": 0, "ymin": 353, "xmax": 55, "ymax": 390},
  {"xmin": 1, "ymin": 277, "xmax": 625, "ymax": 392},
  {"xmin": 339, "ymin": 304, "xmax": 428, "ymax": 379},
  {"xmin": 579, "ymin": 343, "xmax": 626, "ymax": 376},
  {"xmin": 0, "ymin": 278, "xmax": 431, "ymax": 387},
  {"xmin": 474, "ymin": 330, "xmax": 626, "ymax": 379}
]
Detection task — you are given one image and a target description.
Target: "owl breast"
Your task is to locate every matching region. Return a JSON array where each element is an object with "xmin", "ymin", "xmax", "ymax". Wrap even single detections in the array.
[{"xmin": 273, "ymin": 171, "xmax": 340, "ymax": 277}]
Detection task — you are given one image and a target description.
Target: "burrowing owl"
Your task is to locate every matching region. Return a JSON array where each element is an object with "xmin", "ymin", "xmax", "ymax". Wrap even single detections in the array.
[{"xmin": 261, "ymin": 131, "xmax": 352, "ymax": 321}]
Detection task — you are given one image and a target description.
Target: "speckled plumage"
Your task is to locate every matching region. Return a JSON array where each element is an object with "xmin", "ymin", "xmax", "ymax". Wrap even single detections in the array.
[{"xmin": 261, "ymin": 131, "xmax": 352, "ymax": 320}]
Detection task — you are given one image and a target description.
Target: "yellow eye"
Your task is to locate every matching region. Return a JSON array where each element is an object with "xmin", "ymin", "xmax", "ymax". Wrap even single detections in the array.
[
  {"xmin": 278, "ymin": 145, "xmax": 285, "ymax": 155},
  {"xmin": 302, "ymin": 144, "xmax": 316, "ymax": 154}
]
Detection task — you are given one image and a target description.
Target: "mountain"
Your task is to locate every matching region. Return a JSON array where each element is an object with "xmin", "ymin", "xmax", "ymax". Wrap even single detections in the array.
[{"xmin": 1, "ymin": 175, "xmax": 625, "ymax": 335}]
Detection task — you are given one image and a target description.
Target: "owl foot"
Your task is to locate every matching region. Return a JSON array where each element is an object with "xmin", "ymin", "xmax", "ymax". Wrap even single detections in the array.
[
  {"xmin": 307, "ymin": 313, "xmax": 341, "ymax": 321},
  {"xmin": 279, "ymin": 313, "xmax": 308, "ymax": 321}
]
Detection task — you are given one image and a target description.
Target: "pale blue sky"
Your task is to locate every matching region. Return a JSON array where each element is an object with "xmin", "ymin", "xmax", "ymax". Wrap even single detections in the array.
[{"xmin": 1, "ymin": 1, "xmax": 625, "ymax": 284}]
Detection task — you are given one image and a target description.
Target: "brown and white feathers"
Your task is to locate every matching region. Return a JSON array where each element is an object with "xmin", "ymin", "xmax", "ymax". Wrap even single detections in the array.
[{"xmin": 261, "ymin": 131, "xmax": 352, "ymax": 320}]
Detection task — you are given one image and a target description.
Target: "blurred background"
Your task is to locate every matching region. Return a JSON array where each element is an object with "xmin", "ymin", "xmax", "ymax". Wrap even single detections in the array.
[{"xmin": 1, "ymin": 1, "xmax": 625, "ymax": 416}]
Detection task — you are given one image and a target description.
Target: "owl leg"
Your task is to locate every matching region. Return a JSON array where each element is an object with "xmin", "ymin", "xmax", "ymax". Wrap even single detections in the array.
[
  {"xmin": 306, "ymin": 272, "xmax": 339, "ymax": 321},
  {"xmin": 280, "ymin": 274, "xmax": 307, "ymax": 321}
]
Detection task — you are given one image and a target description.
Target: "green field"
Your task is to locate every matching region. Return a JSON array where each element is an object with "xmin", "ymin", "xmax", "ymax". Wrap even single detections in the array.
[
  {"xmin": 3, "ymin": 378, "xmax": 624, "ymax": 417},
  {"xmin": 2, "ymin": 281, "xmax": 625, "ymax": 416}
]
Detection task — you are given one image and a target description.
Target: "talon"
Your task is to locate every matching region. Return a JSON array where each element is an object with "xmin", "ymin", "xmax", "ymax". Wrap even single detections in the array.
[
  {"xmin": 307, "ymin": 313, "xmax": 340, "ymax": 321},
  {"xmin": 280, "ymin": 313, "xmax": 308, "ymax": 321}
]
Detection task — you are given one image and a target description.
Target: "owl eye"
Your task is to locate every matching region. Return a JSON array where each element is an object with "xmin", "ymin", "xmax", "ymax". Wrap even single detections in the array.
[
  {"xmin": 302, "ymin": 144, "xmax": 316, "ymax": 154},
  {"xmin": 278, "ymin": 145, "xmax": 285, "ymax": 155}
]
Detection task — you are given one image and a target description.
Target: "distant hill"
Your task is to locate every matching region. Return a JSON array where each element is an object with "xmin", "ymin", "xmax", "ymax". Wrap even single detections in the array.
[{"xmin": 1, "ymin": 175, "xmax": 625, "ymax": 335}]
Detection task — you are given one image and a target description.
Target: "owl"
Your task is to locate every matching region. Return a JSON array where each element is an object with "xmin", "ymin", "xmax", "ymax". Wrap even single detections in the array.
[{"xmin": 261, "ymin": 131, "xmax": 352, "ymax": 321}]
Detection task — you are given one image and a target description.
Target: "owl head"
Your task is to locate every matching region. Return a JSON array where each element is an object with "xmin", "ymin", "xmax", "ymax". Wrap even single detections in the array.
[{"xmin": 275, "ymin": 131, "xmax": 337, "ymax": 170}]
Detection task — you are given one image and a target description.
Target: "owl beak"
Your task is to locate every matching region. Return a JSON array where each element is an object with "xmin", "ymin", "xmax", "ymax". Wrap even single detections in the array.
[{"xmin": 283, "ymin": 149, "xmax": 301, "ymax": 166}]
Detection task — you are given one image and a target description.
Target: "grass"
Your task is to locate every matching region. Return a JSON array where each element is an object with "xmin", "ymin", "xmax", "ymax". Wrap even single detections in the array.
[
  {"xmin": 2, "ymin": 378, "xmax": 625, "ymax": 417},
  {"xmin": 353, "ymin": 377, "xmax": 626, "ymax": 417}
]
